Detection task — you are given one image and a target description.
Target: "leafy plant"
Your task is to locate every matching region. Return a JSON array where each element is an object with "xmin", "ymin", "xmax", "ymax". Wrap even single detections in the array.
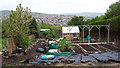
[
  {"xmin": 29, "ymin": 18, "xmax": 38, "ymax": 37},
  {"xmin": 68, "ymin": 16, "xmax": 85, "ymax": 25},
  {"xmin": 105, "ymin": 1, "xmax": 120, "ymax": 18},
  {"xmin": 58, "ymin": 39, "xmax": 75, "ymax": 51},
  {"xmin": 1, "ymin": 39, "xmax": 7, "ymax": 49},
  {"xmin": 15, "ymin": 35, "xmax": 32, "ymax": 49},
  {"xmin": 2, "ymin": 4, "xmax": 32, "ymax": 49},
  {"xmin": 37, "ymin": 23, "xmax": 62, "ymax": 38},
  {"xmin": 34, "ymin": 38, "xmax": 45, "ymax": 41},
  {"xmin": 43, "ymin": 30, "xmax": 58, "ymax": 38}
]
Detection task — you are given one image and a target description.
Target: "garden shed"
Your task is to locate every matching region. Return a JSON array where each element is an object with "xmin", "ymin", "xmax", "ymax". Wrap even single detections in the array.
[{"xmin": 62, "ymin": 26, "xmax": 80, "ymax": 40}]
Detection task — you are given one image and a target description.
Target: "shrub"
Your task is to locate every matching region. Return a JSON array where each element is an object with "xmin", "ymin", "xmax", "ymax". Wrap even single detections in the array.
[{"xmin": 58, "ymin": 39, "xmax": 75, "ymax": 51}]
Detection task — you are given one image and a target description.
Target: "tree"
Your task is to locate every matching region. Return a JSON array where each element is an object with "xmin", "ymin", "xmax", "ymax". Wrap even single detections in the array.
[
  {"xmin": 2, "ymin": 4, "xmax": 32, "ymax": 48},
  {"xmin": 68, "ymin": 16, "xmax": 84, "ymax": 25},
  {"xmin": 105, "ymin": 1, "xmax": 120, "ymax": 18},
  {"xmin": 83, "ymin": 0, "xmax": 120, "ymax": 45},
  {"xmin": 29, "ymin": 18, "xmax": 38, "ymax": 37},
  {"xmin": 104, "ymin": 0, "xmax": 120, "ymax": 39}
]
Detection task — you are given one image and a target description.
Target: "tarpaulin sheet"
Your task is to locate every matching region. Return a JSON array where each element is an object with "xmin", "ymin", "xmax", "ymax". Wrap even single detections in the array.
[
  {"xmin": 35, "ymin": 54, "xmax": 81, "ymax": 64},
  {"xmin": 46, "ymin": 52, "xmax": 76, "ymax": 56},
  {"xmin": 81, "ymin": 55, "xmax": 98, "ymax": 62},
  {"xmin": 30, "ymin": 51, "xmax": 120, "ymax": 65},
  {"xmin": 89, "ymin": 51, "xmax": 120, "ymax": 62},
  {"xmin": 49, "ymin": 44, "xmax": 58, "ymax": 49}
]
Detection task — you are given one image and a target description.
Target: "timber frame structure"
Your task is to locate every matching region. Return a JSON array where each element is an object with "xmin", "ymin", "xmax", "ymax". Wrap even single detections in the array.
[
  {"xmin": 66, "ymin": 25, "xmax": 110, "ymax": 43},
  {"xmin": 63, "ymin": 25, "xmax": 120, "ymax": 55}
]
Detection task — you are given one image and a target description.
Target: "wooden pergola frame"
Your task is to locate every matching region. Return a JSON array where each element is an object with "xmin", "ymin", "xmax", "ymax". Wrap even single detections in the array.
[
  {"xmin": 78, "ymin": 25, "xmax": 110, "ymax": 43},
  {"xmin": 65, "ymin": 25, "xmax": 110, "ymax": 43}
]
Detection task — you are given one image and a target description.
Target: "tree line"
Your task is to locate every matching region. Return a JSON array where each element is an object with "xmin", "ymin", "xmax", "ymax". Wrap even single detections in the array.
[
  {"xmin": 1, "ymin": 1, "xmax": 120, "ymax": 49},
  {"xmin": 67, "ymin": 1, "xmax": 120, "ymax": 44}
]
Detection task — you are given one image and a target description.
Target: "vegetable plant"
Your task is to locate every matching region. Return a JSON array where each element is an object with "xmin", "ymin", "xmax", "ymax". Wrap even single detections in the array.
[{"xmin": 58, "ymin": 39, "xmax": 75, "ymax": 51}]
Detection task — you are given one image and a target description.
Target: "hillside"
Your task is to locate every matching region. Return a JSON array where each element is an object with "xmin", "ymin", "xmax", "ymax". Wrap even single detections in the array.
[
  {"xmin": 0, "ymin": 10, "xmax": 103, "ymax": 25},
  {"xmin": 61, "ymin": 12, "xmax": 104, "ymax": 17},
  {"xmin": 0, "ymin": 10, "xmax": 74, "ymax": 25}
]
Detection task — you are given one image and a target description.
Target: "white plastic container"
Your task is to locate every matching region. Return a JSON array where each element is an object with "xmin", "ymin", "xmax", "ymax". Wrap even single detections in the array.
[{"xmin": 48, "ymin": 49, "xmax": 58, "ymax": 53}]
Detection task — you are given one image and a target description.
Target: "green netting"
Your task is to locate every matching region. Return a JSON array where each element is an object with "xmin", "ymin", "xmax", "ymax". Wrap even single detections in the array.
[
  {"xmin": 49, "ymin": 44, "xmax": 58, "ymax": 49},
  {"xmin": 46, "ymin": 52, "xmax": 76, "ymax": 56}
]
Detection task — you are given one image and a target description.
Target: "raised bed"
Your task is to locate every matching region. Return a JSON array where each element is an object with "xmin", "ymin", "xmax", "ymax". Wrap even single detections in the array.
[
  {"xmin": 71, "ymin": 41, "xmax": 88, "ymax": 43},
  {"xmin": 80, "ymin": 45, "xmax": 98, "ymax": 51}
]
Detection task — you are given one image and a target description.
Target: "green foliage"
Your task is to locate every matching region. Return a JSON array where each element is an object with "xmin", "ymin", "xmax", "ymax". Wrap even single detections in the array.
[
  {"xmin": 86, "ymin": 15, "xmax": 120, "ymax": 31},
  {"xmin": 81, "ymin": 1, "xmax": 120, "ymax": 44},
  {"xmin": 3, "ymin": 4, "xmax": 32, "ymax": 38},
  {"xmin": 34, "ymin": 38, "xmax": 45, "ymax": 41},
  {"xmin": 1, "ymin": 39, "xmax": 7, "ymax": 49},
  {"xmin": 104, "ymin": 1, "xmax": 120, "ymax": 32},
  {"xmin": 68, "ymin": 16, "xmax": 84, "ymax": 25},
  {"xmin": 0, "ymin": 39, "xmax": 7, "ymax": 50},
  {"xmin": 108, "ymin": 15, "xmax": 120, "ymax": 32},
  {"xmin": 85, "ymin": 15, "xmax": 106, "ymax": 25},
  {"xmin": 2, "ymin": 4, "xmax": 32, "ymax": 49},
  {"xmin": 105, "ymin": 1, "xmax": 120, "ymax": 18},
  {"xmin": 15, "ymin": 35, "xmax": 32, "ymax": 49},
  {"xmin": 58, "ymin": 39, "xmax": 75, "ymax": 51},
  {"xmin": 29, "ymin": 18, "xmax": 38, "ymax": 38},
  {"xmin": 37, "ymin": 23, "xmax": 63, "ymax": 38},
  {"xmin": 29, "ymin": 18, "xmax": 38, "ymax": 34},
  {"xmin": 83, "ymin": 0, "xmax": 120, "ymax": 43},
  {"xmin": 43, "ymin": 30, "xmax": 57, "ymax": 38}
]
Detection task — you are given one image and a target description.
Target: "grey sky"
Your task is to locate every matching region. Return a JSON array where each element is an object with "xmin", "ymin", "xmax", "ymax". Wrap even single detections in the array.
[{"xmin": 0, "ymin": 0, "xmax": 119, "ymax": 14}]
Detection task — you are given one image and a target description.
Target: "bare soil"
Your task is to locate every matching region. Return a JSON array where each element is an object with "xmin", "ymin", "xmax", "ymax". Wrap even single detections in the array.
[{"xmin": 1, "ymin": 43, "xmax": 120, "ymax": 67}]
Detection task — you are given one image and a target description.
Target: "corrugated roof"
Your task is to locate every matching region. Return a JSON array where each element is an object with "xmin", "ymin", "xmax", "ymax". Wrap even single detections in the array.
[{"xmin": 62, "ymin": 26, "xmax": 80, "ymax": 33}]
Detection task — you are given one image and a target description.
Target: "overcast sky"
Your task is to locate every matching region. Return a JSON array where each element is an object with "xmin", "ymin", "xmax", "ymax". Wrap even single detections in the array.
[{"xmin": 0, "ymin": 0, "xmax": 119, "ymax": 14}]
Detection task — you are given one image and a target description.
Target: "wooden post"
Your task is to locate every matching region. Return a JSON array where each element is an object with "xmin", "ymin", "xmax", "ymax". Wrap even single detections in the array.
[{"xmin": 7, "ymin": 38, "xmax": 16, "ymax": 53}]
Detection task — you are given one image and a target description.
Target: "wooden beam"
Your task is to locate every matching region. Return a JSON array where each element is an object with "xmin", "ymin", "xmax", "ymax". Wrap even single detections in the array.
[
  {"xmin": 96, "ymin": 44, "xmax": 112, "ymax": 52},
  {"xmin": 71, "ymin": 41, "xmax": 88, "ymax": 43},
  {"xmin": 90, "ymin": 45, "xmax": 101, "ymax": 52},
  {"xmin": 107, "ymin": 43, "xmax": 120, "ymax": 50},
  {"xmin": 76, "ymin": 45, "xmax": 88, "ymax": 55}
]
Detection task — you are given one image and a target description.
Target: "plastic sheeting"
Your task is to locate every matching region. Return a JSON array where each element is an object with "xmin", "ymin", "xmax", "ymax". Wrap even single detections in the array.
[
  {"xmin": 46, "ymin": 52, "xmax": 76, "ymax": 56},
  {"xmin": 89, "ymin": 51, "xmax": 120, "ymax": 62},
  {"xmin": 81, "ymin": 55, "xmax": 98, "ymax": 62},
  {"xmin": 49, "ymin": 44, "xmax": 58, "ymax": 49},
  {"xmin": 30, "ymin": 51, "xmax": 120, "ymax": 64},
  {"xmin": 48, "ymin": 49, "xmax": 58, "ymax": 53},
  {"xmin": 35, "ymin": 54, "xmax": 82, "ymax": 64}
]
